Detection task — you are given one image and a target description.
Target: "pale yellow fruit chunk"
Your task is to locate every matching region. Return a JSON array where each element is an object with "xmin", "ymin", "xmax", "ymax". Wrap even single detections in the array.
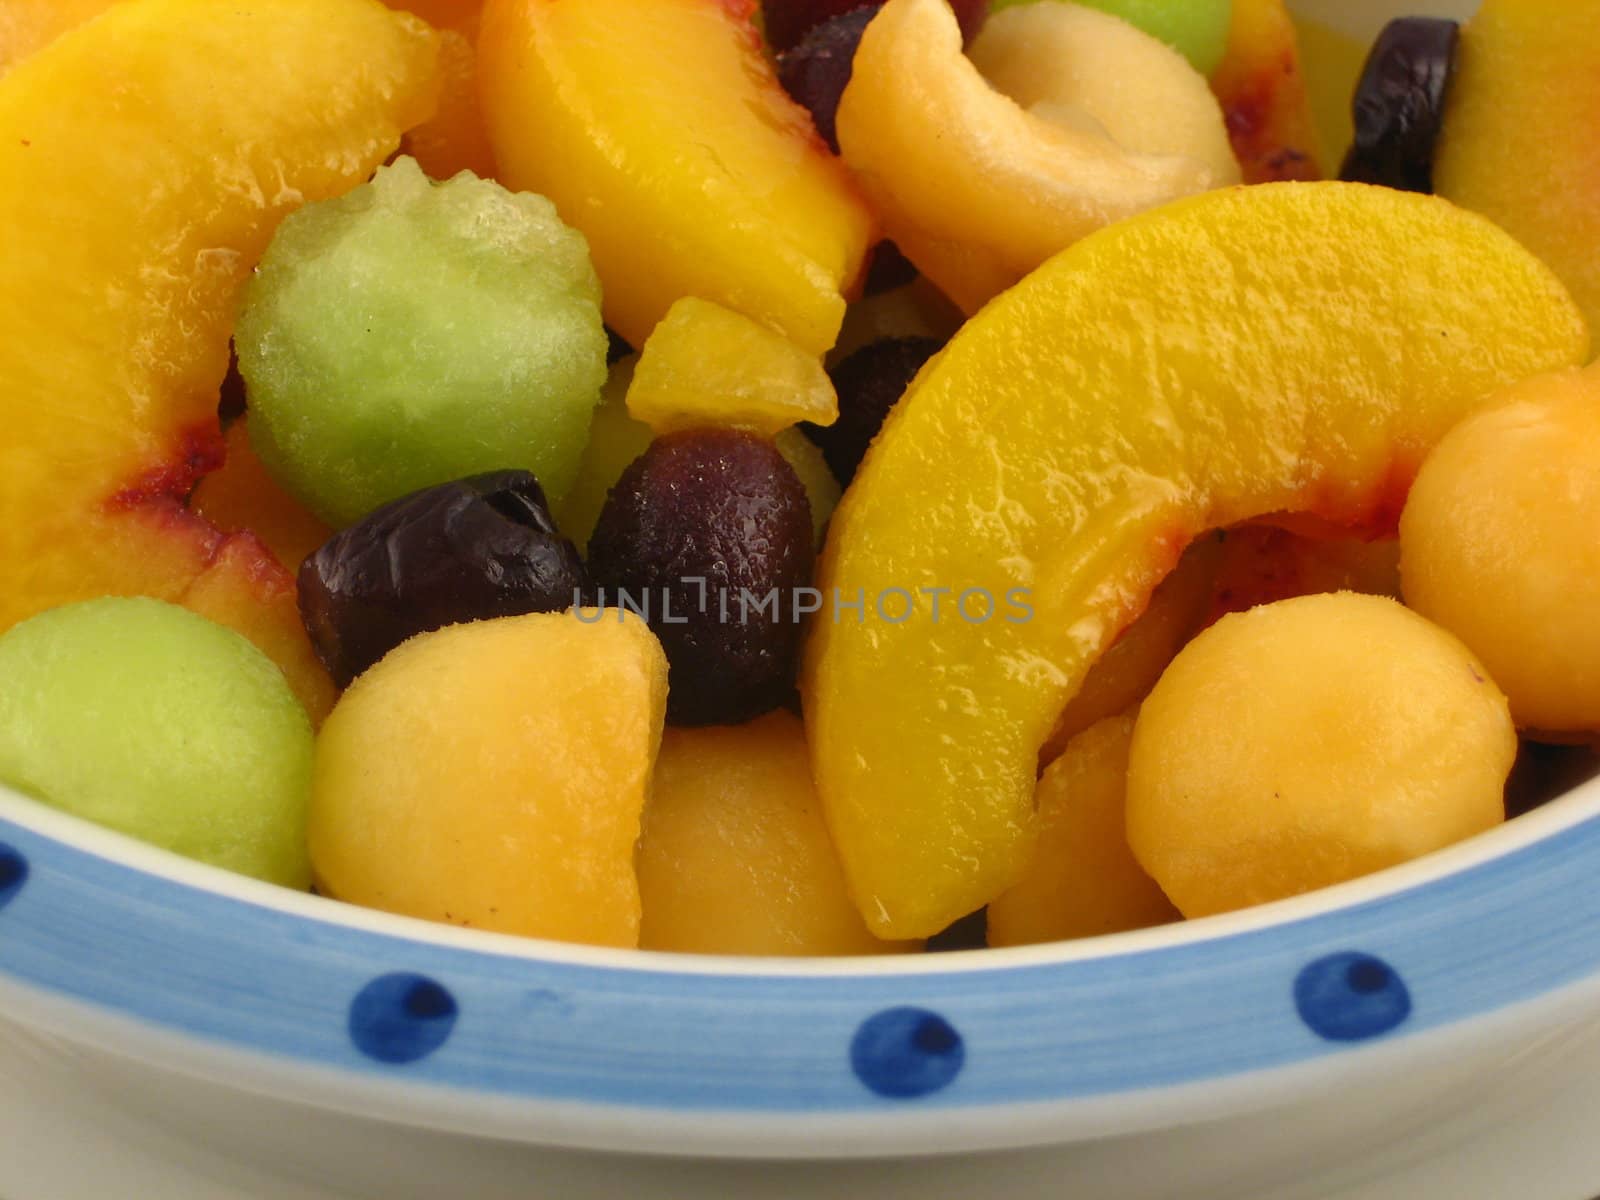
[
  {"xmin": 310, "ymin": 612, "xmax": 667, "ymax": 948},
  {"xmin": 628, "ymin": 297, "xmax": 838, "ymax": 438},
  {"xmin": 1126, "ymin": 594, "xmax": 1514, "ymax": 919}
]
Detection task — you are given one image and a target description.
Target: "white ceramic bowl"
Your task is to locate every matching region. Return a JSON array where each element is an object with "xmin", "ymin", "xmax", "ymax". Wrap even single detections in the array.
[{"xmin": 7, "ymin": 1, "xmax": 1598, "ymax": 1197}]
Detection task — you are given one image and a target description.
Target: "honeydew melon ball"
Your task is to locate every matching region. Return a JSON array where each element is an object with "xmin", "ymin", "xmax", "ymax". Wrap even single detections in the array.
[
  {"xmin": 238, "ymin": 156, "xmax": 607, "ymax": 528},
  {"xmin": 0, "ymin": 598, "xmax": 314, "ymax": 888},
  {"xmin": 989, "ymin": 0, "xmax": 1234, "ymax": 75}
]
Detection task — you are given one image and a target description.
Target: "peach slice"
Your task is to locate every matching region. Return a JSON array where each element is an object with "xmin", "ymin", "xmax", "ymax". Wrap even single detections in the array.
[
  {"xmin": 0, "ymin": 0, "xmax": 116, "ymax": 76},
  {"xmin": 386, "ymin": 0, "xmax": 497, "ymax": 181},
  {"xmin": 1435, "ymin": 0, "xmax": 1600, "ymax": 337},
  {"xmin": 1209, "ymin": 0, "xmax": 1324, "ymax": 183},
  {"xmin": 478, "ymin": 0, "xmax": 874, "ymax": 356},
  {"xmin": 838, "ymin": 0, "xmax": 1234, "ymax": 314},
  {"xmin": 0, "ymin": 0, "xmax": 436, "ymax": 683},
  {"xmin": 804, "ymin": 183, "xmax": 1587, "ymax": 938},
  {"xmin": 190, "ymin": 418, "xmax": 333, "ymax": 576}
]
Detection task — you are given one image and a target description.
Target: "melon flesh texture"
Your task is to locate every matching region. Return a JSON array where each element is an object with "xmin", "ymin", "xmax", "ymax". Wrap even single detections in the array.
[
  {"xmin": 0, "ymin": 0, "xmax": 437, "ymax": 702},
  {"xmin": 804, "ymin": 182, "xmax": 1588, "ymax": 939}
]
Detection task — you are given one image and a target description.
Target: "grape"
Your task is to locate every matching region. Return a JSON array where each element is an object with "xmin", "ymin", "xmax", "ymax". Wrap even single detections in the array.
[
  {"xmin": 778, "ymin": 6, "xmax": 880, "ymax": 154},
  {"xmin": 764, "ymin": 0, "xmax": 984, "ymax": 54},
  {"xmin": 1340, "ymin": 18, "xmax": 1459, "ymax": 194},
  {"xmin": 586, "ymin": 430, "xmax": 814, "ymax": 726},
  {"xmin": 237, "ymin": 156, "xmax": 607, "ymax": 527},
  {"xmin": 299, "ymin": 470, "xmax": 586, "ymax": 688},
  {"xmin": 802, "ymin": 336, "xmax": 943, "ymax": 485}
]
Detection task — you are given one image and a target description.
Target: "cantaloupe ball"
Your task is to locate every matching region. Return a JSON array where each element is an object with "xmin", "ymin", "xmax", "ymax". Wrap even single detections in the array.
[
  {"xmin": 0, "ymin": 598, "xmax": 313, "ymax": 886},
  {"xmin": 989, "ymin": 713, "xmax": 1179, "ymax": 947},
  {"xmin": 1127, "ymin": 593, "xmax": 1514, "ymax": 918},
  {"xmin": 308, "ymin": 610, "xmax": 666, "ymax": 947},
  {"xmin": 637, "ymin": 711, "xmax": 917, "ymax": 956},
  {"xmin": 1400, "ymin": 367, "xmax": 1600, "ymax": 735}
]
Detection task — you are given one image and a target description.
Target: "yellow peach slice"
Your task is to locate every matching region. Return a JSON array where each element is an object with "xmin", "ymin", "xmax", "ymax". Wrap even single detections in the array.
[
  {"xmin": 627, "ymin": 298, "xmax": 838, "ymax": 438},
  {"xmin": 310, "ymin": 611, "xmax": 667, "ymax": 947},
  {"xmin": 838, "ymin": 0, "xmax": 1234, "ymax": 314},
  {"xmin": 478, "ymin": 0, "xmax": 874, "ymax": 355},
  {"xmin": 804, "ymin": 182, "xmax": 1587, "ymax": 938},
  {"xmin": 0, "ymin": 0, "xmax": 437, "ymax": 668},
  {"xmin": 1435, "ymin": 0, "xmax": 1600, "ymax": 337},
  {"xmin": 1209, "ymin": 0, "xmax": 1324, "ymax": 183}
]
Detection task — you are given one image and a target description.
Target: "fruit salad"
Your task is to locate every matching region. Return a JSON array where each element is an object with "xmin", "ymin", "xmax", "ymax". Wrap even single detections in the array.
[{"xmin": 2, "ymin": 0, "xmax": 1598, "ymax": 955}]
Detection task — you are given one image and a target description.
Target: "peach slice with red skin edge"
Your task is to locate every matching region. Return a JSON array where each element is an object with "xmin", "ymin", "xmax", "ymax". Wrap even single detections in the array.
[
  {"xmin": 1210, "ymin": 0, "xmax": 1324, "ymax": 183},
  {"xmin": 0, "ymin": 0, "xmax": 437, "ymax": 683},
  {"xmin": 477, "ymin": 0, "xmax": 874, "ymax": 355},
  {"xmin": 803, "ymin": 182, "xmax": 1587, "ymax": 939}
]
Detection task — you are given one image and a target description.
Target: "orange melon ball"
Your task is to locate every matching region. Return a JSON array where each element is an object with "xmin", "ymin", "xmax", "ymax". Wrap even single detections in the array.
[
  {"xmin": 1127, "ymin": 593, "xmax": 1514, "ymax": 918},
  {"xmin": 637, "ymin": 712, "xmax": 917, "ymax": 956},
  {"xmin": 990, "ymin": 714, "xmax": 1179, "ymax": 947},
  {"xmin": 309, "ymin": 611, "xmax": 667, "ymax": 947},
  {"xmin": 1400, "ymin": 367, "xmax": 1600, "ymax": 736}
]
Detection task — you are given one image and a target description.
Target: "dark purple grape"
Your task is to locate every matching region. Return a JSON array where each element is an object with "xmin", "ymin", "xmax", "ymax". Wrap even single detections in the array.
[
  {"xmin": 863, "ymin": 240, "xmax": 919, "ymax": 296},
  {"xmin": 1340, "ymin": 17, "xmax": 1460, "ymax": 193},
  {"xmin": 802, "ymin": 336, "xmax": 943, "ymax": 486},
  {"xmin": 299, "ymin": 470, "xmax": 586, "ymax": 687},
  {"xmin": 586, "ymin": 430, "xmax": 814, "ymax": 727},
  {"xmin": 778, "ymin": 6, "xmax": 881, "ymax": 154}
]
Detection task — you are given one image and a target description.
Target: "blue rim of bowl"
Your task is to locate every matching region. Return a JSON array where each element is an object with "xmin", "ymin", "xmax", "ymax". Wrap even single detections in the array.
[{"xmin": 2, "ymin": 777, "xmax": 1600, "ymax": 1151}]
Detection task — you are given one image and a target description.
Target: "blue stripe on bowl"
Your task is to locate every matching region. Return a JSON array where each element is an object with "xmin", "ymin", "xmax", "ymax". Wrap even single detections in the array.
[{"xmin": 1, "ymin": 804, "xmax": 1599, "ymax": 1112}]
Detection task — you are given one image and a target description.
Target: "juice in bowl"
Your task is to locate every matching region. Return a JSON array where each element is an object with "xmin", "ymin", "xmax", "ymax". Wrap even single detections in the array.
[{"xmin": 3, "ymin": 0, "xmax": 1600, "ymax": 1196}]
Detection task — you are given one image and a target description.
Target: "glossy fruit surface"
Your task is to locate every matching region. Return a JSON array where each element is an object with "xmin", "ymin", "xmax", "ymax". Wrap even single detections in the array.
[
  {"xmin": 627, "ymin": 297, "xmax": 838, "ymax": 438},
  {"xmin": 638, "ymin": 711, "xmax": 917, "ymax": 955},
  {"xmin": 762, "ymin": 0, "xmax": 984, "ymax": 52},
  {"xmin": 589, "ymin": 430, "xmax": 814, "ymax": 726},
  {"xmin": 299, "ymin": 471, "xmax": 587, "ymax": 688},
  {"xmin": 0, "ymin": 0, "xmax": 436, "ymax": 695},
  {"xmin": 804, "ymin": 183, "xmax": 1586, "ymax": 938},
  {"xmin": 1401, "ymin": 366, "xmax": 1600, "ymax": 735},
  {"xmin": 1127, "ymin": 594, "xmax": 1513, "ymax": 918},
  {"xmin": 1340, "ymin": 17, "xmax": 1458, "ymax": 192},
  {"xmin": 387, "ymin": 0, "xmax": 497, "ymax": 180},
  {"xmin": 478, "ymin": 0, "xmax": 874, "ymax": 355},
  {"xmin": 1435, "ymin": 0, "xmax": 1600, "ymax": 337},
  {"xmin": 189, "ymin": 417, "xmax": 333, "ymax": 575},
  {"xmin": 309, "ymin": 611, "xmax": 667, "ymax": 946}
]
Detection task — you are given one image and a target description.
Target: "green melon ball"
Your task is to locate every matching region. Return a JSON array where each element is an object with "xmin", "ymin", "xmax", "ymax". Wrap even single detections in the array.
[
  {"xmin": 0, "ymin": 598, "xmax": 314, "ymax": 888},
  {"xmin": 238, "ymin": 156, "xmax": 608, "ymax": 528},
  {"xmin": 991, "ymin": 0, "xmax": 1234, "ymax": 75}
]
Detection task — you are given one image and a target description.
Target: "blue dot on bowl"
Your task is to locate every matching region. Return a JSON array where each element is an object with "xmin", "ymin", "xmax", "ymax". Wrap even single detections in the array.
[
  {"xmin": 348, "ymin": 972, "xmax": 458, "ymax": 1065},
  {"xmin": 0, "ymin": 843, "xmax": 27, "ymax": 911},
  {"xmin": 850, "ymin": 1006, "xmax": 965, "ymax": 1099},
  {"xmin": 1294, "ymin": 951, "xmax": 1411, "ymax": 1042}
]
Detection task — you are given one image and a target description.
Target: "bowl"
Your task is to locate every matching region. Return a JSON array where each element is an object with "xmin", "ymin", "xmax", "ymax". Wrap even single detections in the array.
[{"xmin": 6, "ymin": 1, "xmax": 1599, "ymax": 1197}]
